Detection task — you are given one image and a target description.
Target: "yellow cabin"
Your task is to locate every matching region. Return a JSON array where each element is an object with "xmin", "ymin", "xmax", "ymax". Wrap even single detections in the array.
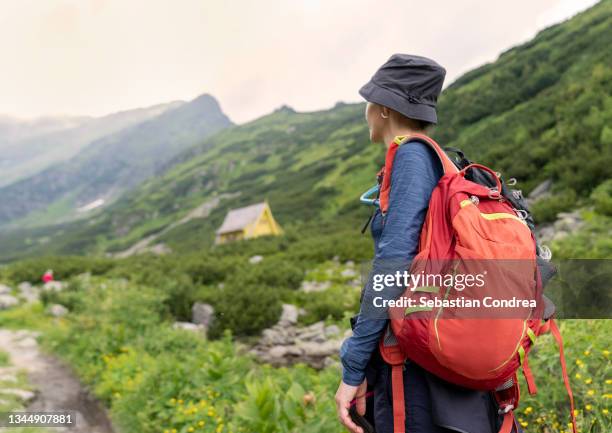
[{"xmin": 215, "ymin": 201, "xmax": 283, "ymax": 245}]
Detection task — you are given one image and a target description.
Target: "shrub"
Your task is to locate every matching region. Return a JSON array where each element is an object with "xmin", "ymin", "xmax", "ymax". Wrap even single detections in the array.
[
  {"xmin": 1, "ymin": 255, "xmax": 114, "ymax": 285},
  {"xmin": 531, "ymin": 189, "xmax": 577, "ymax": 224},
  {"xmin": 591, "ymin": 180, "xmax": 612, "ymax": 216},
  {"xmin": 208, "ymin": 282, "xmax": 284, "ymax": 338}
]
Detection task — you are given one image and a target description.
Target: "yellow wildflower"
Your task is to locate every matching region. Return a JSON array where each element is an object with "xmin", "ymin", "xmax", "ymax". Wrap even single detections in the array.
[
  {"xmin": 585, "ymin": 378, "xmax": 593, "ymax": 384},
  {"xmin": 188, "ymin": 427, "xmax": 194, "ymax": 432},
  {"xmin": 585, "ymin": 404, "xmax": 592, "ymax": 411},
  {"xmin": 520, "ymin": 421, "xmax": 528, "ymax": 428},
  {"xmin": 604, "ymin": 350, "xmax": 610, "ymax": 357},
  {"xmin": 178, "ymin": 399, "xmax": 184, "ymax": 405},
  {"xmin": 199, "ymin": 421, "xmax": 205, "ymax": 427},
  {"xmin": 605, "ymin": 379, "xmax": 612, "ymax": 385},
  {"xmin": 604, "ymin": 393, "xmax": 612, "ymax": 399},
  {"xmin": 583, "ymin": 350, "xmax": 590, "ymax": 356},
  {"xmin": 575, "ymin": 373, "xmax": 582, "ymax": 379},
  {"xmin": 587, "ymin": 389, "xmax": 595, "ymax": 396},
  {"xmin": 603, "ymin": 409, "xmax": 609, "ymax": 415},
  {"xmin": 573, "ymin": 409, "xmax": 579, "ymax": 416},
  {"xmin": 524, "ymin": 407, "xmax": 533, "ymax": 414}
]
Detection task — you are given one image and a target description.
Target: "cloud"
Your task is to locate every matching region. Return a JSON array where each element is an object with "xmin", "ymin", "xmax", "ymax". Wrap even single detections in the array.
[{"xmin": 0, "ymin": 0, "xmax": 598, "ymax": 123}]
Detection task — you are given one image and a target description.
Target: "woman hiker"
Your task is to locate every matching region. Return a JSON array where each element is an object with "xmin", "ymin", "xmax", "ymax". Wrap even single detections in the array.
[{"xmin": 335, "ymin": 54, "xmax": 511, "ymax": 433}]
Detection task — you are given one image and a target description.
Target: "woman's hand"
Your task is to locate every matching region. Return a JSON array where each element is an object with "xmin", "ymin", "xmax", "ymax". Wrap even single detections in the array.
[{"xmin": 335, "ymin": 379, "xmax": 367, "ymax": 433}]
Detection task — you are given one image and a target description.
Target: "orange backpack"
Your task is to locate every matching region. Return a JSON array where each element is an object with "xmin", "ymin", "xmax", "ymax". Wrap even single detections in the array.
[{"xmin": 377, "ymin": 134, "xmax": 577, "ymax": 433}]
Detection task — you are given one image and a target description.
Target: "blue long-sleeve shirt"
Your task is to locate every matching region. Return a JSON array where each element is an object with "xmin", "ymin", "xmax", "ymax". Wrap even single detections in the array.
[{"xmin": 340, "ymin": 140, "xmax": 443, "ymax": 386}]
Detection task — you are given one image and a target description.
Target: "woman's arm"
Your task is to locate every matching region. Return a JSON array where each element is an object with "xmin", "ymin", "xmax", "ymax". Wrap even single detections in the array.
[{"xmin": 340, "ymin": 141, "xmax": 443, "ymax": 386}]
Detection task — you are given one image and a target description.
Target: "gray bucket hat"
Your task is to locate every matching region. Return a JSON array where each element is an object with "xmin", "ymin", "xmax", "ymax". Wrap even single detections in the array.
[{"xmin": 359, "ymin": 54, "xmax": 446, "ymax": 124}]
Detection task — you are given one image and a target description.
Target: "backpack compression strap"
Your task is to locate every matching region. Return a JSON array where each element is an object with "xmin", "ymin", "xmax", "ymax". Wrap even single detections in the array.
[{"xmin": 379, "ymin": 133, "xmax": 459, "ymax": 215}]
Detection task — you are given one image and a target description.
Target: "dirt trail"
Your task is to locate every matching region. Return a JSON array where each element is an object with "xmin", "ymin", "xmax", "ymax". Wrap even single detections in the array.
[{"xmin": 0, "ymin": 329, "xmax": 116, "ymax": 433}]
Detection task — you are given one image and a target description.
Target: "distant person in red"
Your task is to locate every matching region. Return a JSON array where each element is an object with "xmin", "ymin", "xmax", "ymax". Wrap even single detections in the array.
[{"xmin": 42, "ymin": 269, "xmax": 54, "ymax": 283}]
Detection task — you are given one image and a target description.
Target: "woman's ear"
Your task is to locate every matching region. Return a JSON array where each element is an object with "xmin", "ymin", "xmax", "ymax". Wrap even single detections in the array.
[{"xmin": 380, "ymin": 106, "xmax": 390, "ymax": 119}]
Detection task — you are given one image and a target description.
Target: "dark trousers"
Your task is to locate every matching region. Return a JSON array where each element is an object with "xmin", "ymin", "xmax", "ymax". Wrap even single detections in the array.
[{"xmin": 364, "ymin": 350, "xmax": 517, "ymax": 433}]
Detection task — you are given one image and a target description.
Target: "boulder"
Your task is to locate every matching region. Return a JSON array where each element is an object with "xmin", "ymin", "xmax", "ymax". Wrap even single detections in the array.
[
  {"xmin": 172, "ymin": 321, "xmax": 206, "ymax": 335},
  {"xmin": 324, "ymin": 325, "xmax": 341, "ymax": 337},
  {"xmin": 268, "ymin": 346, "xmax": 288, "ymax": 358},
  {"xmin": 279, "ymin": 304, "xmax": 299, "ymax": 326},
  {"xmin": 192, "ymin": 302, "xmax": 214, "ymax": 328},
  {"xmin": 249, "ymin": 255, "xmax": 264, "ymax": 264},
  {"xmin": 43, "ymin": 281, "xmax": 65, "ymax": 292},
  {"xmin": 300, "ymin": 280, "xmax": 331, "ymax": 293},
  {"xmin": 0, "ymin": 294, "xmax": 18, "ymax": 310},
  {"xmin": 341, "ymin": 268, "xmax": 357, "ymax": 278},
  {"xmin": 17, "ymin": 281, "xmax": 32, "ymax": 290},
  {"xmin": 18, "ymin": 284, "xmax": 39, "ymax": 303},
  {"xmin": 527, "ymin": 179, "xmax": 552, "ymax": 203},
  {"xmin": 0, "ymin": 284, "xmax": 12, "ymax": 295},
  {"xmin": 47, "ymin": 304, "xmax": 69, "ymax": 317}
]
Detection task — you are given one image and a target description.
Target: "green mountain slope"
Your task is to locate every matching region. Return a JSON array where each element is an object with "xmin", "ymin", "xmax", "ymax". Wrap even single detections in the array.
[
  {"xmin": 0, "ymin": 94, "xmax": 232, "ymax": 229},
  {"xmin": 0, "ymin": 0, "xmax": 610, "ymax": 261},
  {"xmin": 0, "ymin": 102, "xmax": 181, "ymax": 187}
]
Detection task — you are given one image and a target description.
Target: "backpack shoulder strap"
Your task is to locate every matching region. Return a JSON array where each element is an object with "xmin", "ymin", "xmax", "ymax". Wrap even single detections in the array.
[{"xmin": 379, "ymin": 134, "xmax": 458, "ymax": 214}]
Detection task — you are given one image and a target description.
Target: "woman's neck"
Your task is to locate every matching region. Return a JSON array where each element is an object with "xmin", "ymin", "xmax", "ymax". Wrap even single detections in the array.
[{"xmin": 383, "ymin": 127, "xmax": 423, "ymax": 149}]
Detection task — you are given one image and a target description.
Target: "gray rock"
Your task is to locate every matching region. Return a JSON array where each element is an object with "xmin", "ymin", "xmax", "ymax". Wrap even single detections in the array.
[
  {"xmin": 536, "ymin": 210, "xmax": 583, "ymax": 244},
  {"xmin": 300, "ymin": 280, "xmax": 331, "ymax": 293},
  {"xmin": 18, "ymin": 281, "xmax": 32, "ymax": 291},
  {"xmin": 0, "ymin": 284, "xmax": 12, "ymax": 295},
  {"xmin": 192, "ymin": 302, "xmax": 214, "ymax": 328},
  {"xmin": 324, "ymin": 325, "xmax": 341, "ymax": 337},
  {"xmin": 324, "ymin": 357, "xmax": 341, "ymax": 369},
  {"xmin": 297, "ymin": 339, "xmax": 342, "ymax": 358},
  {"xmin": 528, "ymin": 179, "xmax": 552, "ymax": 203},
  {"xmin": 285, "ymin": 345, "xmax": 304, "ymax": 356},
  {"xmin": 172, "ymin": 321, "xmax": 206, "ymax": 335},
  {"xmin": 18, "ymin": 284, "xmax": 39, "ymax": 303},
  {"xmin": 268, "ymin": 346, "xmax": 288, "ymax": 358},
  {"xmin": 0, "ymin": 294, "xmax": 18, "ymax": 310},
  {"xmin": 296, "ymin": 322, "xmax": 326, "ymax": 342},
  {"xmin": 249, "ymin": 255, "xmax": 264, "ymax": 264},
  {"xmin": 43, "ymin": 281, "xmax": 65, "ymax": 292},
  {"xmin": 279, "ymin": 304, "xmax": 299, "ymax": 326},
  {"xmin": 341, "ymin": 268, "xmax": 357, "ymax": 278},
  {"xmin": 344, "ymin": 260, "xmax": 355, "ymax": 267},
  {"xmin": 47, "ymin": 304, "xmax": 69, "ymax": 317}
]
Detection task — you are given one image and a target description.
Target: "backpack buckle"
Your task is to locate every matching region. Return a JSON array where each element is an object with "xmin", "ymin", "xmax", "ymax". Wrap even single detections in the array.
[
  {"xmin": 513, "ymin": 209, "xmax": 529, "ymax": 220},
  {"xmin": 498, "ymin": 404, "xmax": 514, "ymax": 415}
]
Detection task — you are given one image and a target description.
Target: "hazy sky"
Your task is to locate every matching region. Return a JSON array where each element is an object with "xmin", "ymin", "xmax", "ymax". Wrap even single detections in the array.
[{"xmin": 0, "ymin": 0, "xmax": 599, "ymax": 123}]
